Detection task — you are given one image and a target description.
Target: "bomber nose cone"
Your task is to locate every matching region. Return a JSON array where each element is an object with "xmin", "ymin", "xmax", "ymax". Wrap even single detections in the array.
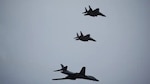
[
  {"xmin": 95, "ymin": 79, "xmax": 99, "ymax": 81},
  {"xmin": 54, "ymin": 69, "xmax": 62, "ymax": 72}
]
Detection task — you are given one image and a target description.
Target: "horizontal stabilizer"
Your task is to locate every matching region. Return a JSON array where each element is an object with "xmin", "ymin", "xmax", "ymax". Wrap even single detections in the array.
[{"xmin": 54, "ymin": 64, "xmax": 67, "ymax": 72}]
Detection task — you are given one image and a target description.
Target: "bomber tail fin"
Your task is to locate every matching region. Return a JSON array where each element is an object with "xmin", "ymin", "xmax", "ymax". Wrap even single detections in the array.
[{"xmin": 79, "ymin": 67, "xmax": 86, "ymax": 75}]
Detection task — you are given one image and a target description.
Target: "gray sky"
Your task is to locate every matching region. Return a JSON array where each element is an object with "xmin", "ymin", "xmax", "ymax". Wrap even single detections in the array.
[{"xmin": 0, "ymin": 0, "xmax": 150, "ymax": 84}]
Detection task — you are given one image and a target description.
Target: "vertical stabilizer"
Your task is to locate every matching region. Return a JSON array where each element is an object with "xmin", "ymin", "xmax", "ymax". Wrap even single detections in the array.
[
  {"xmin": 89, "ymin": 5, "xmax": 92, "ymax": 11},
  {"xmin": 85, "ymin": 7, "xmax": 87, "ymax": 12},
  {"xmin": 79, "ymin": 67, "xmax": 86, "ymax": 75},
  {"xmin": 80, "ymin": 31, "xmax": 84, "ymax": 37},
  {"xmin": 77, "ymin": 33, "xmax": 79, "ymax": 37}
]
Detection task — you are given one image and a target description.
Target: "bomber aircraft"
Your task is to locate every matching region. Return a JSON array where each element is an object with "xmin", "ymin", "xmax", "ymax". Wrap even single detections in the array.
[
  {"xmin": 52, "ymin": 64, "xmax": 99, "ymax": 81},
  {"xmin": 74, "ymin": 31, "xmax": 96, "ymax": 42},
  {"xmin": 83, "ymin": 5, "xmax": 106, "ymax": 17}
]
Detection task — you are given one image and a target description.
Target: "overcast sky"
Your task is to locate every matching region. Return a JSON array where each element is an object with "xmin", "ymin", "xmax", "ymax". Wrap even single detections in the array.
[{"xmin": 0, "ymin": 0, "xmax": 150, "ymax": 84}]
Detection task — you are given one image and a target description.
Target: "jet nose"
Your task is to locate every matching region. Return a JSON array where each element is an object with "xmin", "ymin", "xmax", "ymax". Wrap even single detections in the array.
[
  {"xmin": 82, "ymin": 11, "xmax": 87, "ymax": 14},
  {"xmin": 74, "ymin": 37, "xmax": 79, "ymax": 40},
  {"xmin": 93, "ymin": 77, "xmax": 99, "ymax": 81},
  {"xmin": 54, "ymin": 69, "xmax": 62, "ymax": 72}
]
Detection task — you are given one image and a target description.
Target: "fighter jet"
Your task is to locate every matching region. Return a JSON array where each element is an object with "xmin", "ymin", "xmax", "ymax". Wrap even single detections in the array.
[
  {"xmin": 74, "ymin": 31, "xmax": 96, "ymax": 42},
  {"xmin": 83, "ymin": 5, "xmax": 106, "ymax": 17},
  {"xmin": 52, "ymin": 64, "xmax": 99, "ymax": 81}
]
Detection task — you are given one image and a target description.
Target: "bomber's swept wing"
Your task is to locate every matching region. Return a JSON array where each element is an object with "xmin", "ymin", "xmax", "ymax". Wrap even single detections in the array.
[
  {"xmin": 53, "ymin": 75, "xmax": 76, "ymax": 80},
  {"xmin": 52, "ymin": 78, "xmax": 67, "ymax": 80}
]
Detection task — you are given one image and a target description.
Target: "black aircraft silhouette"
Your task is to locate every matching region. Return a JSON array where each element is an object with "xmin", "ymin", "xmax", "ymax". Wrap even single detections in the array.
[
  {"xmin": 74, "ymin": 31, "xmax": 96, "ymax": 42},
  {"xmin": 52, "ymin": 64, "xmax": 99, "ymax": 81},
  {"xmin": 83, "ymin": 5, "xmax": 106, "ymax": 17}
]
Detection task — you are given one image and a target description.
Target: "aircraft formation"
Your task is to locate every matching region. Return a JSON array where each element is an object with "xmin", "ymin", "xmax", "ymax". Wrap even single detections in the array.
[{"xmin": 53, "ymin": 5, "xmax": 106, "ymax": 82}]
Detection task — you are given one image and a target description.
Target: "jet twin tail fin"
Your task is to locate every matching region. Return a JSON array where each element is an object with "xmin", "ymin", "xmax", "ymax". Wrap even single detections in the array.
[
  {"xmin": 89, "ymin": 5, "xmax": 92, "ymax": 11},
  {"xmin": 77, "ymin": 33, "xmax": 79, "ymax": 37},
  {"xmin": 80, "ymin": 31, "xmax": 84, "ymax": 36}
]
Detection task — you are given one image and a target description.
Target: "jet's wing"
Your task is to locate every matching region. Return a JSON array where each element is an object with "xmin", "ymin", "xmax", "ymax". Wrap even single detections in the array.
[
  {"xmin": 85, "ymin": 34, "xmax": 96, "ymax": 42},
  {"xmin": 52, "ymin": 78, "xmax": 67, "ymax": 80},
  {"xmin": 85, "ymin": 34, "xmax": 90, "ymax": 37},
  {"xmin": 79, "ymin": 67, "xmax": 86, "ymax": 75},
  {"xmin": 94, "ymin": 8, "xmax": 99, "ymax": 12},
  {"xmin": 97, "ymin": 10, "xmax": 106, "ymax": 17},
  {"xmin": 94, "ymin": 8, "xmax": 106, "ymax": 17}
]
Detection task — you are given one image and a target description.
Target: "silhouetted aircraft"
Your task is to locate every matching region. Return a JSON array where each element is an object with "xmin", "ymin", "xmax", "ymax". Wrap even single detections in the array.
[
  {"xmin": 83, "ymin": 5, "xmax": 106, "ymax": 17},
  {"xmin": 52, "ymin": 64, "xmax": 99, "ymax": 81},
  {"xmin": 74, "ymin": 31, "xmax": 96, "ymax": 42}
]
